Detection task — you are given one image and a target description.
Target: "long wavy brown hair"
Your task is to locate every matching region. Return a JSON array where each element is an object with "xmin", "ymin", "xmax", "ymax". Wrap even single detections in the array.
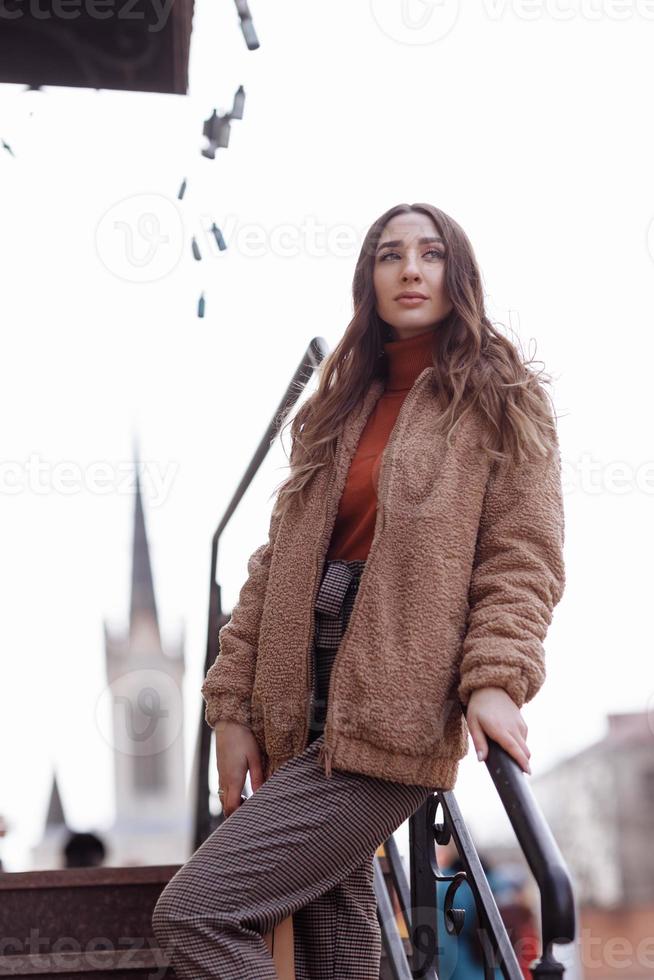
[{"xmin": 270, "ymin": 202, "xmax": 559, "ymax": 520}]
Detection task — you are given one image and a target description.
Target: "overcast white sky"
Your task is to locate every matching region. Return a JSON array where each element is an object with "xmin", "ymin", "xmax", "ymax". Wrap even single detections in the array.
[{"xmin": 1, "ymin": 0, "xmax": 653, "ymax": 872}]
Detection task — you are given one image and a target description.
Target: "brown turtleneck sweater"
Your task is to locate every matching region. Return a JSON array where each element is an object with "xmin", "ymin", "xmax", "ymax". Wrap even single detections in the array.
[{"xmin": 326, "ymin": 327, "xmax": 436, "ymax": 561}]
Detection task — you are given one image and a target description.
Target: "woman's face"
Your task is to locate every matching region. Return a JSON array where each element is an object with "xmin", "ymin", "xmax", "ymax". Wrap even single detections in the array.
[{"xmin": 372, "ymin": 211, "xmax": 453, "ymax": 341}]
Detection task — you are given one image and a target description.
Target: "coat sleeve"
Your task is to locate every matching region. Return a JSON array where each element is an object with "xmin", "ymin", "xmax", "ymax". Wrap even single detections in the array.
[
  {"xmin": 201, "ymin": 500, "xmax": 284, "ymax": 730},
  {"xmin": 457, "ymin": 413, "xmax": 566, "ymax": 711}
]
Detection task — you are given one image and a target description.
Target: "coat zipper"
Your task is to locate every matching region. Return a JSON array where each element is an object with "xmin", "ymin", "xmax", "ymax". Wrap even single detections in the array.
[{"xmin": 318, "ymin": 368, "xmax": 432, "ymax": 777}]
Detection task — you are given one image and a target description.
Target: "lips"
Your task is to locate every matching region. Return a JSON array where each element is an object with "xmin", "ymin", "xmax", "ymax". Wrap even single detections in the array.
[
  {"xmin": 396, "ymin": 295, "xmax": 428, "ymax": 305},
  {"xmin": 395, "ymin": 292, "xmax": 428, "ymax": 300}
]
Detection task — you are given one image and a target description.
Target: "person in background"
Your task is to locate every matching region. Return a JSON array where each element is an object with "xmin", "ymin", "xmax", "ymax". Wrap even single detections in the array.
[
  {"xmin": 436, "ymin": 838, "xmax": 502, "ymax": 980},
  {"xmin": 489, "ymin": 863, "xmax": 540, "ymax": 980},
  {"xmin": 436, "ymin": 839, "xmax": 539, "ymax": 979},
  {"xmin": 62, "ymin": 830, "xmax": 106, "ymax": 868}
]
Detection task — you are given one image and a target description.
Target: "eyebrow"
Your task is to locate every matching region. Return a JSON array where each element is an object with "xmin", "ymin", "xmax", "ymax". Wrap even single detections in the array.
[{"xmin": 376, "ymin": 236, "xmax": 444, "ymax": 253}]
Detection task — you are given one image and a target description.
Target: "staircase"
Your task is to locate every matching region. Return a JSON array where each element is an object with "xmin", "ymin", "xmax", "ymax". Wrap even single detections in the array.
[
  {"xmin": 0, "ymin": 861, "xmax": 407, "ymax": 979},
  {"xmin": 0, "ymin": 864, "xmax": 175, "ymax": 979}
]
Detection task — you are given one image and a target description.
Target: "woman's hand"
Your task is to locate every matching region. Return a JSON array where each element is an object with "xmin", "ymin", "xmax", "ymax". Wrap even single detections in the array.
[
  {"xmin": 214, "ymin": 721, "xmax": 266, "ymax": 817},
  {"xmin": 465, "ymin": 686, "xmax": 532, "ymax": 774}
]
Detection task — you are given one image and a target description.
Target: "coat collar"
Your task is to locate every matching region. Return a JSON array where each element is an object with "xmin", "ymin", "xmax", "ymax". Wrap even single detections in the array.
[
  {"xmin": 339, "ymin": 366, "xmax": 435, "ymax": 454},
  {"xmin": 328, "ymin": 366, "xmax": 435, "ymax": 520}
]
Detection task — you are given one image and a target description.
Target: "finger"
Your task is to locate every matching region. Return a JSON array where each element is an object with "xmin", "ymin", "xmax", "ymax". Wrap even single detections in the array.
[
  {"xmin": 511, "ymin": 726, "xmax": 531, "ymax": 759},
  {"xmin": 501, "ymin": 730, "xmax": 531, "ymax": 774},
  {"xmin": 248, "ymin": 749, "xmax": 264, "ymax": 793},
  {"xmin": 467, "ymin": 716, "xmax": 489, "ymax": 762},
  {"xmin": 224, "ymin": 785, "xmax": 243, "ymax": 817},
  {"xmin": 224, "ymin": 804, "xmax": 242, "ymax": 818}
]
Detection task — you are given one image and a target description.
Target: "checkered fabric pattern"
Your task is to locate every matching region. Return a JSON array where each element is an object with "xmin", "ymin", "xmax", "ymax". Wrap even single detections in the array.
[
  {"xmin": 152, "ymin": 732, "xmax": 434, "ymax": 980},
  {"xmin": 310, "ymin": 558, "xmax": 367, "ymax": 741},
  {"xmin": 314, "ymin": 558, "xmax": 367, "ymax": 648}
]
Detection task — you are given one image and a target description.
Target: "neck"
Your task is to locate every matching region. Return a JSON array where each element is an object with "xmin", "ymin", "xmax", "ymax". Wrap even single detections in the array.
[
  {"xmin": 388, "ymin": 326, "xmax": 435, "ymax": 342},
  {"xmin": 383, "ymin": 327, "xmax": 435, "ymax": 392}
]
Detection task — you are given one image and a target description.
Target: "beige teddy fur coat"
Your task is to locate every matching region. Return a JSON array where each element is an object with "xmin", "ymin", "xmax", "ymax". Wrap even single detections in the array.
[{"xmin": 201, "ymin": 367, "xmax": 566, "ymax": 790}]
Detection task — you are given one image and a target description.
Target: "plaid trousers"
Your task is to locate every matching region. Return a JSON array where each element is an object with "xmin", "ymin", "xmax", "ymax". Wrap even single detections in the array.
[{"xmin": 152, "ymin": 559, "xmax": 436, "ymax": 979}]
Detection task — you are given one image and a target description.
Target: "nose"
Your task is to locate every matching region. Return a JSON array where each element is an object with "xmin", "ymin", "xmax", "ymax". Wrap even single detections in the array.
[{"xmin": 401, "ymin": 252, "xmax": 422, "ymax": 281}]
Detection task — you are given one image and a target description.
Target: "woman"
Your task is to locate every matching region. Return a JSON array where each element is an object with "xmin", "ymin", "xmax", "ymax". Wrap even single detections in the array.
[{"xmin": 152, "ymin": 203, "xmax": 566, "ymax": 979}]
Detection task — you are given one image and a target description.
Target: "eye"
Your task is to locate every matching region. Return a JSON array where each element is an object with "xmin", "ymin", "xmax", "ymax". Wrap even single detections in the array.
[{"xmin": 379, "ymin": 249, "xmax": 445, "ymax": 262}]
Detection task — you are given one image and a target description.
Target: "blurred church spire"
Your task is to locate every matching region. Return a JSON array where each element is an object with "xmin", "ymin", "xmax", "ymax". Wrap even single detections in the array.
[{"xmin": 129, "ymin": 435, "xmax": 161, "ymax": 648}]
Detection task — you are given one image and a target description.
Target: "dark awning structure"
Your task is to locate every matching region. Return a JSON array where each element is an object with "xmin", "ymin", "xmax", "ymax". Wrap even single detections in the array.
[{"xmin": 0, "ymin": 0, "xmax": 194, "ymax": 95}]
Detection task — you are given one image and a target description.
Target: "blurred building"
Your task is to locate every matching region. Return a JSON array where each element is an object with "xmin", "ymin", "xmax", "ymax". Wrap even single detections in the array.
[
  {"xmin": 0, "ymin": 0, "xmax": 194, "ymax": 95},
  {"xmin": 32, "ymin": 450, "xmax": 191, "ymax": 868},
  {"xmin": 532, "ymin": 711, "xmax": 654, "ymax": 979},
  {"xmin": 30, "ymin": 773, "xmax": 71, "ymax": 869}
]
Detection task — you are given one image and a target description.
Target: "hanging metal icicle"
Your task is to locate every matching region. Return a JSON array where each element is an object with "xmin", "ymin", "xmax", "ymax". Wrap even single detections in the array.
[
  {"xmin": 211, "ymin": 223, "xmax": 226, "ymax": 251},
  {"xmin": 233, "ymin": 0, "xmax": 259, "ymax": 50},
  {"xmin": 230, "ymin": 85, "xmax": 245, "ymax": 120},
  {"xmin": 201, "ymin": 87, "xmax": 245, "ymax": 159}
]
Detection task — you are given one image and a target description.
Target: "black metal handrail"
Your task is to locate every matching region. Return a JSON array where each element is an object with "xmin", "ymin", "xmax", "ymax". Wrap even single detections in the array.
[
  {"xmin": 379, "ymin": 737, "xmax": 576, "ymax": 980},
  {"xmin": 483, "ymin": 736, "xmax": 576, "ymax": 966},
  {"xmin": 193, "ymin": 337, "xmax": 329, "ymax": 851}
]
